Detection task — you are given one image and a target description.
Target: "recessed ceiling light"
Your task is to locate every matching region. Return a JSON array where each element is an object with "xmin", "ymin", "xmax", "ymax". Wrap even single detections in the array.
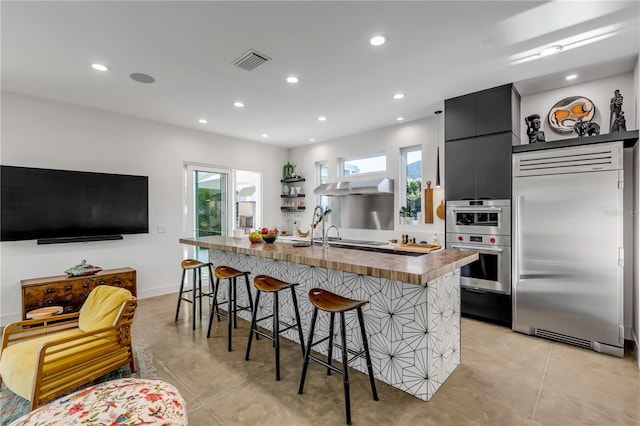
[
  {"xmin": 566, "ymin": 74, "xmax": 578, "ymax": 80},
  {"xmin": 233, "ymin": 101, "xmax": 245, "ymax": 108},
  {"xmin": 91, "ymin": 63, "xmax": 109, "ymax": 72},
  {"xmin": 370, "ymin": 35, "xmax": 386, "ymax": 46},
  {"xmin": 309, "ymin": 138, "xmax": 315, "ymax": 142},
  {"xmin": 286, "ymin": 76, "xmax": 299, "ymax": 84},
  {"xmin": 539, "ymin": 45, "xmax": 563, "ymax": 56},
  {"xmin": 397, "ymin": 117, "xmax": 404, "ymax": 121},
  {"xmin": 318, "ymin": 116, "xmax": 327, "ymax": 121},
  {"xmin": 261, "ymin": 133, "xmax": 269, "ymax": 138},
  {"xmin": 130, "ymin": 73, "xmax": 155, "ymax": 84},
  {"xmin": 198, "ymin": 119, "xmax": 208, "ymax": 124},
  {"xmin": 393, "ymin": 93, "xmax": 406, "ymax": 100}
]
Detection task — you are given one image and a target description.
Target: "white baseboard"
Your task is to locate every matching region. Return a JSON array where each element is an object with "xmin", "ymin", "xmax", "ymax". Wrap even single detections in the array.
[{"xmin": 633, "ymin": 329, "xmax": 639, "ymax": 369}]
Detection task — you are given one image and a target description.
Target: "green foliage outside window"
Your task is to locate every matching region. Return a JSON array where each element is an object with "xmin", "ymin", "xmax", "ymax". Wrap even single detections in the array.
[{"xmin": 406, "ymin": 177, "xmax": 422, "ymax": 218}]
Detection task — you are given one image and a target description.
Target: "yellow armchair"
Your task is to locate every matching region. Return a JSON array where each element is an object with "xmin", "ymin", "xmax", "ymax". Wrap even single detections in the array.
[{"xmin": 0, "ymin": 285, "xmax": 137, "ymax": 410}]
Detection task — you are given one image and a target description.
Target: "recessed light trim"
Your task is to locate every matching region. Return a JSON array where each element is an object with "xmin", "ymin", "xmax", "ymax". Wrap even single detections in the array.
[
  {"xmin": 286, "ymin": 76, "xmax": 299, "ymax": 84},
  {"xmin": 318, "ymin": 116, "xmax": 327, "ymax": 121},
  {"xmin": 261, "ymin": 133, "xmax": 269, "ymax": 138},
  {"xmin": 370, "ymin": 35, "xmax": 386, "ymax": 46},
  {"xmin": 397, "ymin": 117, "xmax": 404, "ymax": 121},
  {"xmin": 309, "ymin": 138, "xmax": 315, "ymax": 142},
  {"xmin": 91, "ymin": 63, "xmax": 109, "ymax": 72},
  {"xmin": 393, "ymin": 93, "xmax": 406, "ymax": 100},
  {"xmin": 198, "ymin": 119, "xmax": 208, "ymax": 124},
  {"xmin": 233, "ymin": 101, "xmax": 245, "ymax": 108},
  {"xmin": 566, "ymin": 74, "xmax": 578, "ymax": 80},
  {"xmin": 130, "ymin": 73, "xmax": 155, "ymax": 84},
  {"xmin": 539, "ymin": 45, "xmax": 563, "ymax": 56}
]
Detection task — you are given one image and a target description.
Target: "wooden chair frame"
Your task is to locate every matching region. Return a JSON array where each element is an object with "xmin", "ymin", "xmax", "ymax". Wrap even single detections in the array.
[{"xmin": 0, "ymin": 298, "xmax": 137, "ymax": 410}]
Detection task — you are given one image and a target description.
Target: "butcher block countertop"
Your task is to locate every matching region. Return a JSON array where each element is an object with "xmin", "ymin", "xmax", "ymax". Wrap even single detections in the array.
[{"xmin": 180, "ymin": 236, "xmax": 478, "ymax": 285}]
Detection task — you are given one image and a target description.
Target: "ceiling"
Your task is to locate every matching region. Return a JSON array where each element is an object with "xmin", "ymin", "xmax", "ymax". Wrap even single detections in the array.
[{"xmin": 2, "ymin": 1, "xmax": 639, "ymax": 148}]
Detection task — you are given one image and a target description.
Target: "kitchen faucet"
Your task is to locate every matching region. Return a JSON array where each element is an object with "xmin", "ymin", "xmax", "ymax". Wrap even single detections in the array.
[
  {"xmin": 311, "ymin": 205, "xmax": 331, "ymax": 248},
  {"xmin": 326, "ymin": 225, "xmax": 340, "ymax": 242}
]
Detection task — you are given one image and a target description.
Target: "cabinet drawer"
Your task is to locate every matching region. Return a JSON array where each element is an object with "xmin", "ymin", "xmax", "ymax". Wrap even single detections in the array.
[{"xmin": 21, "ymin": 268, "xmax": 136, "ymax": 319}]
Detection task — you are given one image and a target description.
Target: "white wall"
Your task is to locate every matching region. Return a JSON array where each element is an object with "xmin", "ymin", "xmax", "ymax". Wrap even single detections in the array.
[
  {"xmin": 520, "ymin": 72, "xmax": 636, "ymax": 142},
  {"xmin": 521, "ymin": 71, "xmax": 638, "ymax": 343},
  {"xmin": 0, "ymin": 91, "xmax": 287, "ymax": 325},
  {"xmin": 287, "ymin": 116, "xmax": 444, "ymax": 244}
]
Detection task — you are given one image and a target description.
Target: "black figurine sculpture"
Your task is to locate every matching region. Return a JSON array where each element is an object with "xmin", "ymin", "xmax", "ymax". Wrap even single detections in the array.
[
  {"xmin": 609, "ymin": 89, "xmax": 624, "ymax": 133},
  {"xmin": 525, "ymin": 113, "xmax": 546, "ymax": 143},
  {"xmin": 612, "ymin": 111, "xmax": 627, "ymax": 132},
  {"xmin": 574, "ymin": 120, "xmax": 600, "ymax": 137}
]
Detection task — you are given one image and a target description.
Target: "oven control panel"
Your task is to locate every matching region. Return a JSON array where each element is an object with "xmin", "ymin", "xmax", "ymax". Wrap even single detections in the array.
[{"xmin": 448, "ymin": 234, "xmax": 509, "ymax": 246}]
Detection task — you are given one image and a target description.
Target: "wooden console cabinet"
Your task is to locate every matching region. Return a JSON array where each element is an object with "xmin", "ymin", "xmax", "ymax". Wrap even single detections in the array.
[{"xmin": 21, "ymin": 267, "xmax": 136, "ymax": 319}]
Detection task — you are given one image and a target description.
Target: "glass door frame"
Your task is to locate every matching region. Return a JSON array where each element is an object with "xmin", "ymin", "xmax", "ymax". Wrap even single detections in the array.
[{"xmin": 183, "ymin": 162, "xmax": 234, "ymax": 264}]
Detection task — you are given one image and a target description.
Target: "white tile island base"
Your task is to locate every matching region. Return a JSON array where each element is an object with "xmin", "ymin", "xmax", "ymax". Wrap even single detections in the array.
[{"xmin": 209, "ymin": 249, "xmax": 461, "ymax": 401}]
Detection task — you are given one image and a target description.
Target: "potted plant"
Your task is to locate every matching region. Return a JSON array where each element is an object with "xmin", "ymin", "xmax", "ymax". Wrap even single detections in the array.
[{"xmin": 399, "ymin": 206, "xmax": 413, "ymax": 224}]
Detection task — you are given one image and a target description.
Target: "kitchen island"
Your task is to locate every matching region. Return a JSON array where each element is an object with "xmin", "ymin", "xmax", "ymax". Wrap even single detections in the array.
[{"xmin": 180, "ymin": 236, "xmax": 477, "ymax": 401}]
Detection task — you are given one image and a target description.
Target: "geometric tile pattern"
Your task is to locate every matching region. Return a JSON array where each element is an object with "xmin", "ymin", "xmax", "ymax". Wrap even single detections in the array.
[{"xmin": 209, "ymin": 249, "xmax": 461, "ymax": 401}]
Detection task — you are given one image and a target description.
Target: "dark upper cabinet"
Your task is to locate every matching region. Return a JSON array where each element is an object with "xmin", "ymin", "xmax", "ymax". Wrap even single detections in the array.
[
  {"xmin": 444, "ymin": 83, "xmax": 520, "ymax": 200},
  {"xmin": 444, "ymin": 95, "xmax": 475, "ymax": 141},
  {"xmin": 445, "ymin": 138, "xmax": 476, "ymax": 200},
  {"xmin": 445, "ymin": 133, "xmax": 513, "ymax": 200},
  {"xmin": 445, "ymin": 84, "xmax": 519, "ymax": 141},
  {"xmin": 475, "ymin": 133, "xmax": 512, "ymax": 199}
]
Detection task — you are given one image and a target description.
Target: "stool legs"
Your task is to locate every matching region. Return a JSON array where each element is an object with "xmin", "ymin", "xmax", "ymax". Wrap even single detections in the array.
[
  {"xmin": 298, "ymin": 306, "xmax": 318, "ymax": 394},
  {"xmin": 175, "ymin": 264, "xmax": 214, "ymax": 331},
  {"xmin": 358, "ymin": 307, "xmax": 378, "ymax": 402},
  {"xmin": 207, "ymin": 272, "xmax": 254, "ymax": 352},
  {"xmin": 246, "ymin": 283, "xmax": 305, "ymax": 381},
  {"xmin": 298, "ymin": 305, "xmax": 377, "ymax": 425}
]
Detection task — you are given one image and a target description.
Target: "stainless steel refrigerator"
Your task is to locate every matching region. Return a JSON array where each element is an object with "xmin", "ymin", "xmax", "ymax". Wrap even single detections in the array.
[{"xmin": 512, "ymin": 141, "xmax": 624, "ymax": 357}]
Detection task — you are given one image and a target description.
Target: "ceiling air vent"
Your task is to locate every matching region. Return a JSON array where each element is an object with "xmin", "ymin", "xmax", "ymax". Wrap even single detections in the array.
[{"xmin": 232, "ymin": 49, "xmax": 271, "ymax": 71}]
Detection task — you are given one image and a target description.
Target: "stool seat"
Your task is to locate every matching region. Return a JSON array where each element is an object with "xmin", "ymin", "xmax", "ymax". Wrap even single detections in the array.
[
  {"xmin": 215, "ymin": 265, "xmax": 248, "ymax": 280},
  {"xmin": 254, "ymin": 275, "xmax": 295, "ymax": 293},
  {"xmin": 308, "ymin": 288, "xmax": 367, "ymax": 313},
  {"xmin": 181, "ymin": 259, "xmax": 210, "ymax": 270}
]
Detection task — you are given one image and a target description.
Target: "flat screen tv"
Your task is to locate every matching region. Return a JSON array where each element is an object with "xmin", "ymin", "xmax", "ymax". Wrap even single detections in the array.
[{"xmin": 1, "ymin": 165, "xmax": 149, "ymax": 244}]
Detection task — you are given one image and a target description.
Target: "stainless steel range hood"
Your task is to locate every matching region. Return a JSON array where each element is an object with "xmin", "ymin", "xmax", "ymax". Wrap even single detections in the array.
[{"xmin": 314, "ymin": 178, "xmax": 394, "ymax": 196}]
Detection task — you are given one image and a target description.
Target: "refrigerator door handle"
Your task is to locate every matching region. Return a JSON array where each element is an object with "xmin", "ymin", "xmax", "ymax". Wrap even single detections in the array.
[{"xmin": 514, "ymin": 195, "xmax": 523, "ymax": 282}]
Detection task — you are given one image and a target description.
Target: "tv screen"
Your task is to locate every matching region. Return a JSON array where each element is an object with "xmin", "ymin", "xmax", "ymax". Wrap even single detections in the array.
[{"xmin": 1, "ymin": 165, "xmax": 149, "ymax": 243}]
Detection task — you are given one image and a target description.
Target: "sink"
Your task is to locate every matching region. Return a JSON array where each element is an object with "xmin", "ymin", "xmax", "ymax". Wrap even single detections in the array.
[{"xmin": 312, "ymin": 238, "xmax": 388, "ymax": 246}]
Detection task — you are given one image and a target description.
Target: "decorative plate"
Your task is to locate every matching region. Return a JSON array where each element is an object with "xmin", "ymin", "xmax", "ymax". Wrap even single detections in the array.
[{"xmin": 547, "ymin": 96, "xmax": 596, "ymax": 133}]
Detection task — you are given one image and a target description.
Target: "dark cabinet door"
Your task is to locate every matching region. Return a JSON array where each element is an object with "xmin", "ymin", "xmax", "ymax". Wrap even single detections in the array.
[
  {"xmin": 475, "ymin": 85, "xmax": 513, "ymax": 136},
  {"xmin": 445, "ymin": 95, "xmax": 475, "ymax": 141},
  {"xmin": 475, "ymin": 133, "xmax": 512, "ymax": 199},
  {"xmin": 445, "ymin": 138, "xmax": 476, "ymax": 200}
]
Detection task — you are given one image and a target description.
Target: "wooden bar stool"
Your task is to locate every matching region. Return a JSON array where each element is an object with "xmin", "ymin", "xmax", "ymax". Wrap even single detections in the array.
[
  {"xmin": 207, "ymin": 265, "xmax": 255, "ymax": 351},
  {"xmin": 245, "ymin": 275, "xmax": 306, "ymax": 381},
  {"xmin": 175, "ymin": 259, "xmax": 214, "ymax": 330},
  {"xmin": 298, "ymin": 288, "xmax": 378, "ymax": 425}
]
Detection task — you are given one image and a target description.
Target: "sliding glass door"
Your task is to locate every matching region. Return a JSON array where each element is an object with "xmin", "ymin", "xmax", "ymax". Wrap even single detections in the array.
[{"xmin": 185, "ymin": 164, "xmax": 231, "ymax": 264}]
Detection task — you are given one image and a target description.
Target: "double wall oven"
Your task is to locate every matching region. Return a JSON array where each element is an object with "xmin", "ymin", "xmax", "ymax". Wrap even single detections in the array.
[{"xmin": 446, "ymin": 199, "xmax": 512, "ymax": 325}]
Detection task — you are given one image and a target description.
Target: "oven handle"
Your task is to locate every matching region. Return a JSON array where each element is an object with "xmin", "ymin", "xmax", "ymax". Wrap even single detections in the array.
[
  {"xmin": 450, "ymin": 207, "xmax": 503, "ymax": 212},
  {"xmin": 450, "ymin": 244, "xmax": 504, "ymax": 253}
]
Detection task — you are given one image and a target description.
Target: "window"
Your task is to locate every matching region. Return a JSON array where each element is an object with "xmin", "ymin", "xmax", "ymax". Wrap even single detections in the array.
[
  {"xmin": 339, "ymin": 154, "xmax": 386, "ymax": 176},
  {"xmin": 235, "ymin": 170, "xmax": 261, "ymax": 231},
  {"xmin": 400, "ymin": 146, "xmax": 422, "ymax": 221},
  {"xmin": 316, "ymin": 161, "xmax": 329, "ymax": 212}
]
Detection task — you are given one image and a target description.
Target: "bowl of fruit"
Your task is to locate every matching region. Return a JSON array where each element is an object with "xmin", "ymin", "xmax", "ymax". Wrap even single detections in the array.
[
  {"xmin": 248, "ymin": 231, "xmax": 263, "ymax": 244},
  {"xmin": 260, "ymin": 227, "xmax": 279, "ymax": 244}
]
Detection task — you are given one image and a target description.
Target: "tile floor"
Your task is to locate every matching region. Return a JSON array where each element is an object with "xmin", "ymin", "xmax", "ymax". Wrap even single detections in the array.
[{"xmin": 132, "ymin": 293, "xmax": 639, "ymax": 426}]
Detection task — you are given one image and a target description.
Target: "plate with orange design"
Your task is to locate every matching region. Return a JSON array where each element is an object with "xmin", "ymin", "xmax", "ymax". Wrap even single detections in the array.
[{"xmin": 547, "ymin": 96, "xmax": 595, "ymax": 133}]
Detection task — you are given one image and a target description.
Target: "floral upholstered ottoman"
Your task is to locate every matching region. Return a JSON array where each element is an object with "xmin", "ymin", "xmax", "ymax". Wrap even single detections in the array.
[{"xmin": 10, "ymin": 378, "xmax": 187, "ymax": 425}]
